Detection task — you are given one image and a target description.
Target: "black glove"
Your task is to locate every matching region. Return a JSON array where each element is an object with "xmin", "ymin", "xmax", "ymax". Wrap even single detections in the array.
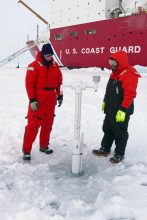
[{"xmin": 57, "ymin": 96, "xmax": 63, "ymax": 107}]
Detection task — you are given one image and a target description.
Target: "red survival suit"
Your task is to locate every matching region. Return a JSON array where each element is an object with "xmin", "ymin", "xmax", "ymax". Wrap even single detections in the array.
[{"xmin": 22, "ymin": 52, "xmax": 63, "ymax": 153}]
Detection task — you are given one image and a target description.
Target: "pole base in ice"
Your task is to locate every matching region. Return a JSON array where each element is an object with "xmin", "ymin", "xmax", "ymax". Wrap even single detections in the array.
[{"xmin": 70, "ymin": 171, "xmax": 84, "ymax": 177}]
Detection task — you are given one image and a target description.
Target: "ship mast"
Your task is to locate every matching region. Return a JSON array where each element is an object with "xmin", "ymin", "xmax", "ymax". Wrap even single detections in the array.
[
  {"xmin": 119, "ymin": 0, "xmax": 126, "ymax": 15},
  {"xmin": 119, "ymin": 0, "xmax": 122, "ymax": 7},
  {"xmin": 18, "ymin": 0, "xmax": 48, "ymax": 25}
]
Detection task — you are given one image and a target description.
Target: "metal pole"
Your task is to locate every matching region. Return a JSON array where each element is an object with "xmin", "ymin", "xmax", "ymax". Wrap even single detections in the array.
[
  {"xmin": 27, "ymin": 35, "xmax": 29, "ymax": 43},
  {"xmin": 62, "ymin": 77, "xmax": 100, "ymax": 176},
  {"xmin": 72, "ymin": 90, "xmax": 82, "ymax": 175},
  {"xmin": 17, "ymin": 3, "xmax": 19, "ymax": 68},
  {"xmin": 119, "ymin": 0, "xmax": 122, "ymax": 7},
  {"xmin": 37, "ymin": 25, "xmax": 39, "ymax": 43}
]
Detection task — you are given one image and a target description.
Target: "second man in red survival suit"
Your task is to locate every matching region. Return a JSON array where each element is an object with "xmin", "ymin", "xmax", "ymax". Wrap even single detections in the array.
[
  {"xmin": 92, "ymin": 51, "xmax": 141, "ymax": 163},
  {"xmin": 22, "ymin": 44, "xmax": 63, "ymax": 160}
]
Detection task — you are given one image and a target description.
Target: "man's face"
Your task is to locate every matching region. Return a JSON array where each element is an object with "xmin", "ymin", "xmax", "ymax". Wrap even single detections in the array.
[
  {"xmin": 44, "ymin": 54, "xmax": 53, "ymax": 61},
  {"xmin": 109, "ymin": 59, "xmax": 118, "ymax": 73}
]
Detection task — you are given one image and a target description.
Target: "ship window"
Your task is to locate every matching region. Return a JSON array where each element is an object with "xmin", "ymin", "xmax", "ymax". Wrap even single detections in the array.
[
  {"xmin": 130, "ymin": 32, "xmax": 132, "ymax": 34},
  {"xmin": 122, "ymin": 34, "xmax": 124, "ymax": 36},
  {"xmin": 55, "ymin": 34, "xmax": 63, "ymax": 40},
  {"xmin": 140, "ymin": 32, "xmax": 143, "ymax": 34},
  {"xmin": 77, "ymin": 17, "xmax": 79, "ymax": 19},
  {"xmin": 98, "ymin": 13, "xmax": 100, "ymax": 15},
  {"xmin": 87, "ymin": 15, "xmax": 89, "ymax": 17},
  {"xmin": 99, "ymin": 0, "xmax": 101, "ymax": 1},
  {"xmin": 86, "ymin": 29, "xmax": 96, "ymax": 34},
  {"xmin": 69, "ymin": 32, "xmax": 78, "ymax": 36}
]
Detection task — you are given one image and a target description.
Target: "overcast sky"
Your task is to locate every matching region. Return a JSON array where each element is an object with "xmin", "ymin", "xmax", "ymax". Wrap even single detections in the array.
[{"xmin": 0, "ymin": 0, "xmax": 50, "ymax": 66}]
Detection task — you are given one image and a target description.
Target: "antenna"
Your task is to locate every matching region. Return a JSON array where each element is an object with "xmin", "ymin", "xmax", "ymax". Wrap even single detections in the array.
[
  {"xmin": 17, "ymin": 3, "xmax": 20, "ymax": 68},
  {"xmin": 37, "ymin": 25, "xmax": 39, "ymax": 43},
  {"xmin": 119, "ymin": 0, "xmax": 122, "ymax": 7}
]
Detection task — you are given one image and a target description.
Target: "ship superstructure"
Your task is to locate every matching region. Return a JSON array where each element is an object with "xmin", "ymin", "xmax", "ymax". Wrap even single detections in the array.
[
  {"xmin": 51, "ymin": 0, "xmax": 147, "ymax": 28},
  {"xmin": 21, "ymin": 0, "xmax": 147, "ymax": 68}
]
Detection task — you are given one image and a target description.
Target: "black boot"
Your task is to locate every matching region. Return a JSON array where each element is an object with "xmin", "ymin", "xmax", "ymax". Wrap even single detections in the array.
[
  {"xmin": 40, "ymin": 147, "xmax": 53, "ymax": 154},
  {"xmin": 92, "ymin": 147, "xmax": 110, "ymax": 157},
  {"xmin": 23, "ymin": 152, "xmax": 31, "ymax": 160},
  {"xmin": 109, "ymin": 153, "xmax": 124, "ymax": 163}
]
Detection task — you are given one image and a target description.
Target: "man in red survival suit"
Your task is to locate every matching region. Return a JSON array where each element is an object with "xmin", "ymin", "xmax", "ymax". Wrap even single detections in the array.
[
  {"xmin": 22, "ymin": 44, "xmax": 63, "ymax": 160},
  {"xmin": 92, "ymin": 51, "xmax": 141, "ymax": 163}
]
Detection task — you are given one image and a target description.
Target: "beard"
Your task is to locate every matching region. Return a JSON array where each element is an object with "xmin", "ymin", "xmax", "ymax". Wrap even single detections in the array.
[{"xmin": 112, "ymin": 66, "xmax": 117, "ymax": 73}]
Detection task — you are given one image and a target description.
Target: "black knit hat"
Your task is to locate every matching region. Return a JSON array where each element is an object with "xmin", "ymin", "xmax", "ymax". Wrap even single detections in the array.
[{"xmin": 41, "ymin": 44, "xmax": 53, "ymax": 56}]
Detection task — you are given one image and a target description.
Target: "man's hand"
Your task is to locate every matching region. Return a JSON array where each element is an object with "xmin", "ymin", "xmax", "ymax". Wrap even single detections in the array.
[
  {"xmin": 116, "ymin": 110, "xmax": 126, "ymax": 122},
  {"xmin": 31, "ymin": 101, "xmax": 39, "ymax": 111},
  {"xmin": 102, "ymin": 101, "xmax": 105, "ymax": 111},
  {"xmin": 58, "ymin": 99, "xmax": 63, "ymax": 107},
  {"xmin": 57, "ymin": 96, "xmax": 63, "ymax": 107}
]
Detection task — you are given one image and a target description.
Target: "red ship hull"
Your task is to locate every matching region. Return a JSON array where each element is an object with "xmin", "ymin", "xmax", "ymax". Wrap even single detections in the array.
[
  {"xmin": 28, "ymin": 13, "xmax": 147, "ymax": 68},
  {"xmin": 51, "ymin": 13, "xmax": 147, "ymax": 68},
  {"xmin": 27, "ymin": 40, "xmax": 40, "ymax": 59}
]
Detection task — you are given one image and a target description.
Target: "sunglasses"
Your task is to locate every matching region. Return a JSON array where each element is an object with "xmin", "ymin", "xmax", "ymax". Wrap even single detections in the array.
[{"xmin": 44, "ymin": 54, "xmax": 53, "ymax": 58}]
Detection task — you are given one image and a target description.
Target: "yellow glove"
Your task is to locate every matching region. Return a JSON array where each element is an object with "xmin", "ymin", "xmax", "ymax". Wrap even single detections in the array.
[
  {"xmin": 116, "ymin": 110, "xmax": 126, "ymax": 122},
  {"xmin": 102, "ymin": 101, "xmax": 105, "ymax": 111}
]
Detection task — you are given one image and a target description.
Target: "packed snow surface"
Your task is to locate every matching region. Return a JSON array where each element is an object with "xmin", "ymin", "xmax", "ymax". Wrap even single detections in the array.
[{"xmin": 0, "ymin": 67, "xmax": 147, "ymax": 220}]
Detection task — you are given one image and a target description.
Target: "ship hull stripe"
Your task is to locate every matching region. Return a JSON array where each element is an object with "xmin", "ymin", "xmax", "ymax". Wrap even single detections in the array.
[{"xmin": 48, "ymin": 41, "xmax": 63, "ymax": 66}]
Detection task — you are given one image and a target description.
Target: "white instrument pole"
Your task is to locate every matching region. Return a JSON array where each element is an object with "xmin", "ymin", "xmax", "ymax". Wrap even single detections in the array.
[
  {"xmin": 61, "ymin": 76, "xmax": 101, "ymax": 176},
  {"xmin": 72, "ymin": 81, "xmax": 85, "ymax": 175}
]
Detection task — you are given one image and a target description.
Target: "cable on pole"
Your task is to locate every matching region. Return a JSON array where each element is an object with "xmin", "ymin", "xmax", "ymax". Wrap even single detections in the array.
[{"xmin": 17, "ymin": 3, "xmax": 20, "ymax": 68}]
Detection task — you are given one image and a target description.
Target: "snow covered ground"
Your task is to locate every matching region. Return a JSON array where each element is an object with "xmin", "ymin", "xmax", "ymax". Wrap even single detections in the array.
[{"xmin": 0, "ymin": 66, "xmax": 147, "ymax": 220}]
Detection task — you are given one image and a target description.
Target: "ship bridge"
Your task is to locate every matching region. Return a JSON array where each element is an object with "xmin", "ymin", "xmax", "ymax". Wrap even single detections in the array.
[
  {"xmin": 51, "ymin": 0, "xmax": 147, "ymax": 29},
  {"xmin": 105, "ymin": 0, "xmax": 147, "ymax": 19}
]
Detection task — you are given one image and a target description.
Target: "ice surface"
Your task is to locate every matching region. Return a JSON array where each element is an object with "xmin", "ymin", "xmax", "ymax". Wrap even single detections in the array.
[{"xmin": 0, "ymin": 66, "xmax": 146, "ymax": 220}]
